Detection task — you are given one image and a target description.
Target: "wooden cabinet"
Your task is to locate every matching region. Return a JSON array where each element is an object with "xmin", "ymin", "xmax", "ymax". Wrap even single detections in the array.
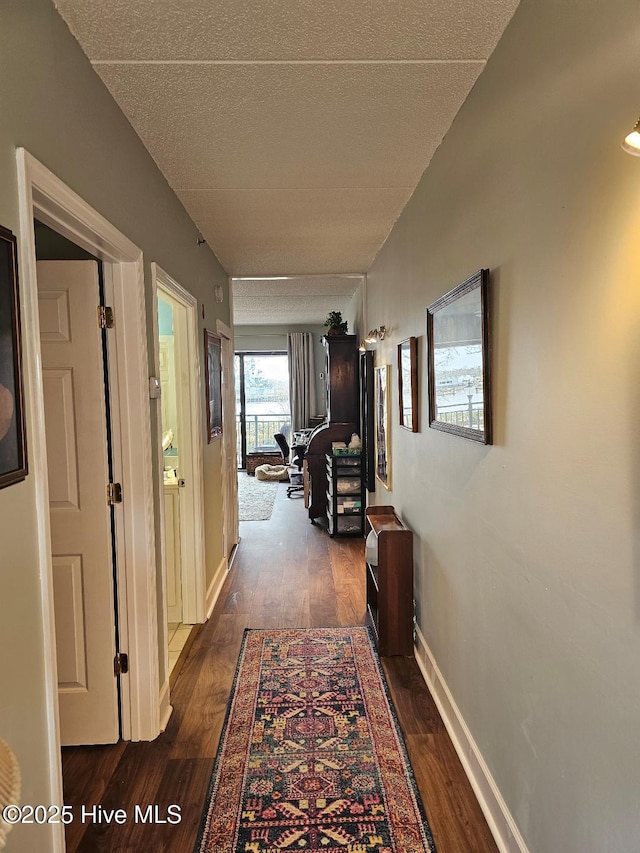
[
  {"xmin": 365, "ymin": 505, "xmax": 413, "ymax": 656},
  {"xmin": 326, "ymin": 453, "xmax": 364, "ymax": 537},
  {"xmin": 323, "ymin": 334, "xmax": 359, "ymax": 424}
]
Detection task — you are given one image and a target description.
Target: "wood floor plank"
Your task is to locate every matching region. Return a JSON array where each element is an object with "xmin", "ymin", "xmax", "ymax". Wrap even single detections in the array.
[
  {"xmin": 382, "ymin": 655, "xmax": 444, "ymax": 735},
  {"xmin": 62, "ymin": 485, "xmax": 498, "ymax": 853},
  {"xmin": 61, "ymin": 741, "xmax": 127, "ymax": 852},
  {"xmin": 406, "ymin": 733, "xmax": 498, "ymax": 853}
]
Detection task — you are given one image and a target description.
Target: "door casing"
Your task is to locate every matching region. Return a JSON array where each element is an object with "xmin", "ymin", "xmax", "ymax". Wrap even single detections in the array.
[
  {"xmin": 217, "ymin": 319, "xmax": 239, "ymax": 565},
  {"xmin": 151, "ymin": 264, "xmax": 206, "ymax": 725},
  {"xmin": 17, "ymin": 150, "xmax": 160, "ymax": 853}
]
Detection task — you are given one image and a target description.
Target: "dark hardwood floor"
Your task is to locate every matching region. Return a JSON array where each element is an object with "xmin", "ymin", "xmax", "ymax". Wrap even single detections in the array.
[{"xmin": 62, "ymin": 486, "xmax": 497, "ymax": 852}]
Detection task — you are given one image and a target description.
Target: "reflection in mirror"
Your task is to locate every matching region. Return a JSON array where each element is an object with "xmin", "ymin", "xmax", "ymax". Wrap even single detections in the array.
[
  {"xmin": 397, "ymin": 337, "xmax": 418, "ymax": 432},
  {"xmin": 427, "ymin": 269, "xmax": 491, "ymax": 444}
]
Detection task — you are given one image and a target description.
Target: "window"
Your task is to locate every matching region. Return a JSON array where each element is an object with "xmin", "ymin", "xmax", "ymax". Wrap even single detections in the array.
[{"xmin": 234, "ymin": 352, "xmax": 290, "ymax": 468}]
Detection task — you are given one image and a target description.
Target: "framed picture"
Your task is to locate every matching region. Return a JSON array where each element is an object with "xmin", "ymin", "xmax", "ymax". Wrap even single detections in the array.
[
  {"xmin": 426, "ymin": 269, "xmax": 492, "ymax": 444},
  {"xmin": 204, "ymin": 329, "xmax": 222, "ymax": 442},
  {"xmin": 374, "ymin": 363, "xmax": 391, "ymax": 489},
  {"xmin": 360, "ymin": 351, "xmax": 375, "ymax": 492},
  {"xmin": 398, "ymin": 336, "xmax": 418, "ymax": 432},
  {"xmin": 0, "ymin": 226, "xmax": 28, "ymax": 489}
]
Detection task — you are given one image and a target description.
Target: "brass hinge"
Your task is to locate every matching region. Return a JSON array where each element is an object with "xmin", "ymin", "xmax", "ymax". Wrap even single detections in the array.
[
  {"xmin": 98, "ymin": 305, "xmax": 114, "ymax": 329},
  {"xmin": 107, "ymin": 482, "xmax": 123, "ymax": 505},
  {"xmin": 114, "ymin": 652, "xmax": 129, "ymax": 676}
]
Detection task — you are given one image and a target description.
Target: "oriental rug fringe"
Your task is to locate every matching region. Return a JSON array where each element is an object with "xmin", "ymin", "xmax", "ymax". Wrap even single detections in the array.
[{"xmin": 195, "ymin": 626, "xmax": 436, "ymax": 852}]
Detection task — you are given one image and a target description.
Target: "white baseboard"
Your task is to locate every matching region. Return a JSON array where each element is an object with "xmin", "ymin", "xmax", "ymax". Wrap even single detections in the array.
[
  {"xmin": 413, "ymin": 625, "xmax": 529, "ymax": 853},
  {"xmin": 206, "ymin": 556, "xmax": 228, "ymax": 619},
  {"xmin": 158, "ymin": 679, "xmax": 173, "ymax": 732}
]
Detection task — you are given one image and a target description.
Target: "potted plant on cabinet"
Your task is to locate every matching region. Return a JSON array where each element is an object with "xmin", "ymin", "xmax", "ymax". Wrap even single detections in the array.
[{"xmin": 324, "ymin": 311, "xmax": 349, "ymax": 336}]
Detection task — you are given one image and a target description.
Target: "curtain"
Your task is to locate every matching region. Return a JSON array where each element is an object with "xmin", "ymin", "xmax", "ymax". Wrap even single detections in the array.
[{"xmin": 287, "ymin": 332, "xmax": 316, "ymax": 435}]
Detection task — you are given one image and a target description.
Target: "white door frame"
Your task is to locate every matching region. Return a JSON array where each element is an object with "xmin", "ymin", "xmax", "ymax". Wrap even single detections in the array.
[
  {"xmin": 216, "ymin": 318, "xmax": 239, "ymax": 562},
  {"xmin": 16, "ymin": 150, "xmax": 161, "ymax": 850},
  {"xmin": 152, "ymin": 264, "xmax": 206, "ymax": 632}
]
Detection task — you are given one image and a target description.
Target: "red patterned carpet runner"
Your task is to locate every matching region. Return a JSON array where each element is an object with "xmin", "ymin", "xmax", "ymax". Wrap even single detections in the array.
[{"xmin": 196, "ymin": 626, "xmax": 436, "ymax": 852}]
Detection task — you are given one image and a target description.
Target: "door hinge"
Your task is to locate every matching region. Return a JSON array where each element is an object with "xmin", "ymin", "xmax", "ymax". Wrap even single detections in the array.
[
  {"xmin": 114, "ymin": 652, "xmax": 129, "ymax": 676},
  {"xmin": 107, "ymin": 482, "xmax": 123, "ymax": 505},
  {"xmin": 98, "ymin": 305, "xmax": 114, "ymax": 329}
]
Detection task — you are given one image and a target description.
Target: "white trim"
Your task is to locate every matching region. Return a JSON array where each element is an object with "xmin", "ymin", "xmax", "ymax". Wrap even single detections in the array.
[
  {"xmin": 152, "ymin": 264, "xmax": 207, "ymax": 625},
  {"xmin": 105, "ymin": 259, "xmax": 159, "ymax": 741},
  {"xmin": 216, "ymin": 315, "xmax": 240, "ymax": 558},
  {"xmin": 413, "ymin": 625, "xmax": 529, "ymax": 853},
  {"xmin": 158, "ymin": 680, "xmax": 173, "ymax": 733},
  {"xmin": 206, "ymin": 557, "xmax": 229, "ymax": 619},
  {"xmin": 16, "ymin": 150, "xmax": 161, "ymax": 758},
  {"xmin": 216, "ymin": 318, "xmax": 233, "ymax": 340},
  {"xmin": 16, "ymin": 155, "xmax": 66, "ymax": 853}
]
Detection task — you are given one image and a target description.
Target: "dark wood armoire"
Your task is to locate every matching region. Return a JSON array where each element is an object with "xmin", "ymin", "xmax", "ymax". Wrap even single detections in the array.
[{"xmin": 306, "ymin": 334, "xmax": 360, "ymax": 522}]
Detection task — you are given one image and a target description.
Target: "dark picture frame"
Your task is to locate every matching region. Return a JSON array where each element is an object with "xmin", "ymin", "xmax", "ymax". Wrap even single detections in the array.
[
  {"xmin": 374, "ymin": 363, "xmax": 391, "ymax": 490},
  {"xmin": 398, "ymin": 336, "xmax": 418, "ymax": 432},
  {"xmin": 0, "ymin": 226, "xmax": 28, "ymax": 488},
  {"xmin": 204, "ymin": 329, "xmax": 222, "ymax": 443},
  {"xmin": 426, "ymin": 269, "xmax": 492, "ymax": 444}
]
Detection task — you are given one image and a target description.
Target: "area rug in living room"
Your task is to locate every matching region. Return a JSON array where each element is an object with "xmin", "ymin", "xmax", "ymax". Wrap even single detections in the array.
[
  {"xmin": 237, "ymin": 472, "xmax": 279, "ymax": 521},
  {"xmin": 195, "ymin": 626, "xmax": 436, "ymax": 852}
]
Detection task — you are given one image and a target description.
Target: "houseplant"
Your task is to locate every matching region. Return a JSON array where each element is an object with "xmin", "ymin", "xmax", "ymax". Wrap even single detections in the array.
[{"xmin": 324, "ymin": 311, "xmax": 349, "ymax": 336}]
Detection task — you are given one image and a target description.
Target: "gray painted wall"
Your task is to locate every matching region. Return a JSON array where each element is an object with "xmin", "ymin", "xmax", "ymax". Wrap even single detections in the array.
[
  {"xmin": 0, "ymin": 4, "xmax": 229, "ymax": 850},
  {"xmin": 365, "ymin": 0, "xmax": 640, "ymax": 851}
]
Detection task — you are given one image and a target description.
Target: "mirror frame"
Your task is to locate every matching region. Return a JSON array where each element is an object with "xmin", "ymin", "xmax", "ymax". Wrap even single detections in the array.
[
  {"xmin": 397, "ymin": 336, "xmax": 418, "ymax": 432},
  {"xmin": 426, "ymin": 269, "xmax": 492, "ymax": 444},
  {"xmin": 374, "ymin": 363, "xmax": 391, "ymax": 490}
]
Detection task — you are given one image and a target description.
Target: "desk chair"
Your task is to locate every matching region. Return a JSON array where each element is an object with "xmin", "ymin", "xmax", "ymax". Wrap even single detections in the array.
[{"xmin": 274, "ymin": 433, "xmax": 305, "ymax": 498}]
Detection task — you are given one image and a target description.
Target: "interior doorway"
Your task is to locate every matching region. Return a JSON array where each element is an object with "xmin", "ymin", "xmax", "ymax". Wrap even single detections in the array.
[
  {"xmin": 17, "ymin": 150, "xmax": 162, "ymax": 852},
  {"xmin": 152, "ymin": 265, "xmax": 206, "ymax": 678},
  {"xmin": 234, "ymin": 351, "xmax": 291, "ymax": 469}
]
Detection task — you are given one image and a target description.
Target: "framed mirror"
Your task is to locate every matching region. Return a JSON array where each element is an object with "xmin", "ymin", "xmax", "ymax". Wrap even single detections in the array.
[
  {"xmin": 397, "ymin": 337, "xmax": 418, "ymax": 432},
  {"xmin": 374, "ymin": 364, "xmax": 391, "ymax": 489},
  {"xmin": 426, "ymin": 269, "xmax": 492, "ymax": 444}
]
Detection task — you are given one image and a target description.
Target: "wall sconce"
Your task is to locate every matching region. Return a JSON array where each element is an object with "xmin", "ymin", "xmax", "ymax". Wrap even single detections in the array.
[
  {"xmin": 622, "ymin": 117, "xmax": 640, "ymax": 156},
  {"xmin": 364, "ymin": 326, "xmax": 387, "ymax": 344}
]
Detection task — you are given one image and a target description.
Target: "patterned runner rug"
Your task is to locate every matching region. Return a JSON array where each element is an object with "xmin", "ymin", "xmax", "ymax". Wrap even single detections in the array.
[{"xmin": 195, "ymin": 626, "xmax": 436, "ymax": 852}]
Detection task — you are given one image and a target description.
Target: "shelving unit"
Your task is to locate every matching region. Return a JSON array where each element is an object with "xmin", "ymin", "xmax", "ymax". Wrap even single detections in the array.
[
  {"xmin": 365, "ymin": 505, "xmax": 413, "ymax": 656},
  {"xmin": 306, "ymin": 335, "xmax": 359, "ymax": 523},
  {"xmin": 326, "ymin": 453, "xmax": 364, "ymax": 537}
]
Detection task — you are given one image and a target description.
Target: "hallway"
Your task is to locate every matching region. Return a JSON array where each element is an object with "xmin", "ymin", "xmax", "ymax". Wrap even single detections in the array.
[{"xmin": 62, "ymin": 487, "xmax": 497, "ymax": 852}]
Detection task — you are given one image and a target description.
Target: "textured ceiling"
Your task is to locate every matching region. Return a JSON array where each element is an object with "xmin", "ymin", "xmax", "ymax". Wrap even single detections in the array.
[
  {"xmin": 54, "ymin": 0, "xmax": 519, "ymax": 324},
  {"xmin": 232, "ymin": 275, "xmax": 364, "ymax": 326}
]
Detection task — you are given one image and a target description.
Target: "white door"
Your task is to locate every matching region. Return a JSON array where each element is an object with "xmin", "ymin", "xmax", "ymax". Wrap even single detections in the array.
[{"xmin": 37, "ymin": 260, "xmax": 120, "ymax": 746}]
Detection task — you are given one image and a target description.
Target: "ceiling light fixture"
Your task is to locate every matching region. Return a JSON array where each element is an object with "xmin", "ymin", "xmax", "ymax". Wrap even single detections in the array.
[{"xmin": 622, "ymin": 117, "xmax": 640, "ymax": 156}]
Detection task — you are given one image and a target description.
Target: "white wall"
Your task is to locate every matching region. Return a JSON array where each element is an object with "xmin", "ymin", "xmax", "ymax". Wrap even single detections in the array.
[
  {"xmin": 364, "ymin": 0, "xmax": 640, "ymax": 850},
  {"xmin": 0, "ymin": 3, "xmax": 229, "ymax": 850}
]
